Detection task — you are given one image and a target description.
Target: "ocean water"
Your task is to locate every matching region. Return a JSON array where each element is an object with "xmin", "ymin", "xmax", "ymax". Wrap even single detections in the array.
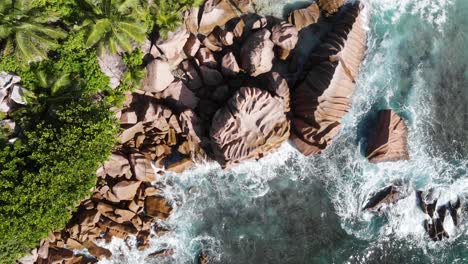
[{"xmin": 100, "ymin": 0, "xmax": 468, "ymax": 263}]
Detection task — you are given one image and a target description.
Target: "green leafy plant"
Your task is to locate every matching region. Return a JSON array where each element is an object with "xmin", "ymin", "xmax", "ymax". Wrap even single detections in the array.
[
  {"xmin": 152, "ymin": 0, "xmax": 204, "ymax": 37},
  {"xmin": 0, "ymin": 0, "xmax": 67, "ymax": 62},
  {"xmin": 79, "ymin": 0, "xmax": 148, "ymax": 54}
]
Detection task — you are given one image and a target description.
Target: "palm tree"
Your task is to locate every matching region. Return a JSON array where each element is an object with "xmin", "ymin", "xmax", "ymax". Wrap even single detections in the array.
[
  {"xmin": 0, "ymin": 0, "xmax": 67, "ymax": 63},
  {"xmin": 79, "ymin": 0, "xmax": 148, "ymax": 54}
]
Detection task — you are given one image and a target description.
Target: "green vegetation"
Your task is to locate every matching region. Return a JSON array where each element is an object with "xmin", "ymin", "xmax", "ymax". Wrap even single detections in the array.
[{"xmin": 0, "ymin": 0, "xmax": 202, "ymax": 262}]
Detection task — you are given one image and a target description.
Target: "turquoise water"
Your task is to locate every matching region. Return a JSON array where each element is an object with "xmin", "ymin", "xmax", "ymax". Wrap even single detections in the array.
[{"xmin": 101, "ymin": 0, "xmax": 468, "ymax": 263}]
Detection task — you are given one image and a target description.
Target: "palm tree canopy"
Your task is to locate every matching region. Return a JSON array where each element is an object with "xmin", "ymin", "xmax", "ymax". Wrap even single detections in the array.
[{"xmin": 0, "ymin": 0, "xmax": 67, "ymax": 63}]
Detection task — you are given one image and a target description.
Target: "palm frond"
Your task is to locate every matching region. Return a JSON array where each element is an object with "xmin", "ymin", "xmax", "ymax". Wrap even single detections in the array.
[
  {"xmin": 112, "ymin": 27, "xmax": 132, "ymax": 52},
  {"xmin": 118, "ymin": 21, "xmax": 146, "ymax": 43},
  {"xmin": 85, "ymin": 18, "xmax": 111, "ymax": 48}
]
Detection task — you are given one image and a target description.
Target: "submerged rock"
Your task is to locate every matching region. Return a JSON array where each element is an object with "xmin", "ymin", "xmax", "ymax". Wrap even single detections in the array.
[
  {"xmin": 366, "ymin": 110, "xmax": 410, "ymax": 163},
  {"xmin": 291, "ymin": 2, "xmax": 366, "ymax": 155},
  {"xmin": 210, "ymin": 87, "xmax": 289, "ymax": 167}
]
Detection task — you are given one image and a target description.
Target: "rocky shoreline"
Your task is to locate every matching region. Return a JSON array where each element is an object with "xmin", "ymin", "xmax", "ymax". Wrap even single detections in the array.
[{"xmin": 17, "ymin": 0, "xmax": 457, "ymax": 263}]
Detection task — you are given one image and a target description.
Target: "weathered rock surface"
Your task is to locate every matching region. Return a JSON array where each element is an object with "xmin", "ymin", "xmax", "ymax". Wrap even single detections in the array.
[
  {"xmin": 240, "ymin": 29, "xmax": 275, "ymax": 77},
  {"xmin": 221, "ymin": 52, "xmax": 241, "ymax": 76},
  {"xmin": 288, "ymin": 3, "xmax": 320, "ymax": 31},
  {"xmin": 291, "ymin": 3, "xmax": 366, "ymax": 155},
  {"xmin": 141, "ymin": 59, "xmax": 174, "ymax": 93},
  {"xmin": 199, "ymin": 0, "xmax": 238, "ymax": 35},
  {"xmin": 362, "ymin": 185, "xmax": 402, "ymax": 212},
  {"xmin": 160, "ymin": 80, "xmax": 199, "ymax": 110},
  {"xmin": 318, "ymin": 0, "xmax": 345, "ymax": 16},
  {"xmin": 98, "ymin": 51, "xmax": 127, "ymax": 89},
  {"xmin": 366, "ymin": 110, "xmax": 410, "ymax": 163},
  {"xmin": 271, "ymin": 22, "xmax": 299, "ymax": 60},
  {"xmin": 0, "ymin": 71, "xmax": 27, "ymax": 113},
  {"xmin": 210, "ymin": 87, "xmax": 289, "ymax": 166},
  {"xmin": 157, "ymin": 27, "xmax": 189, "ymax": 65}
]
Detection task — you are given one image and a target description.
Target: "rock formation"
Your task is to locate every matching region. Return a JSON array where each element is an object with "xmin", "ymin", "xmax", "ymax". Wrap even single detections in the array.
[
  {"xmin": 317, "ymin": 0, "xmax": 346, "ymax": 16},
  {"xmin": 0, "ymin": 71, "xmax": 28, "ymax": 113},
  {"xmin": 210, "ymin": 87, "xmax": 289, "ymax": 167},
  {"xmin": 290, "ymin": 2, "xmax": 367, "ymax": 155},
  {"xmin": 366, "ymin": 110, "xmax": 410, "ymax": 163},
  {"xmin": 362, "ymin": 184, "xmax": 403, "ymax": 213},
  {"xmin": 288, "ymin": 3, "xmax": 321, "ymax": 31},
  {"xmin": 240, "ymin": 29, "xmax": 275, "ymax": 77}
]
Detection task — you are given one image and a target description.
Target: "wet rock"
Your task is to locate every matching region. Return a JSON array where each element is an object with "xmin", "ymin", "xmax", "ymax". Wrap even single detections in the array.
[
  {"xmin": 318, "ymin": 0, "xmax": 345, "ymax": 16},
  {"xmin": 184, "ymin": 34, "xmax": 201, "ymax": 57},
  {"xmin": 144, "ymin": 196, "xmax": 172, "ymax": 219},
  {"xmin": 83, "ymin": 241, "xmax": 112, "ymax": 260},
  {"xmin": 98, "ymin": 51, "xmax": 127, "ymax": 89},
  {"xmin": 362, "ymin": 185, "xmax": 402, "ymax": 212},
  {"xmin": 221, "ymin": 52, "xmax": 241, "ymax": 77},
  {"xmin": 200, "ymin": 65, "xmax": 224, "ymax": 86},
  {"xmin": 291, "ymin": 3, "xmax": 366, "ymax": 155},
  {"xmin": 366, "ymin": 110, "xmax": 410, "ymax": 163},
  {"xmin": 210, "ymin": 87, "xmax": 289, "ymax": 167},
  {"xmin": 240, "ymin": 29, "xmax": 275, "ymax": 77},
  {"xmin": 288, "ymin": 3, "xmax": 320, "ymax": 31},
  {"xmin": 166, "ymin": 158, "xmax": 194, "ymax": 173},
  {"xmin": 141, "ymin": 59, "xmax": 174, "ymax": 93},
  {"xmin": 160, "ymin": 80, "xmax": 199, "ymax": 110},
  {"xmin": 129, "ymin": 153, "xmax": 156, "ymax": 182},
  {"xmin": 199, "ymin": 0, "xmax": 238, "ymax": 35},
  {"xmin": 111, "ymin": 181, "xmax": 141, "ymax": 201}
]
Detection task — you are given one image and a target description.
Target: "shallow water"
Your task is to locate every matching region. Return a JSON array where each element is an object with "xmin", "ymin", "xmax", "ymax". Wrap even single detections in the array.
[{"xmin": 100, "ymin": 0, "xmax": 468, "ymax": 263}]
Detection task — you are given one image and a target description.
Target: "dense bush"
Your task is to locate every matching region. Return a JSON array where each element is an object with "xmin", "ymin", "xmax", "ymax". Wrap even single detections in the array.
[{"xmin": 0, "ymin": 0, "xmax": 203, "ymax": 262}]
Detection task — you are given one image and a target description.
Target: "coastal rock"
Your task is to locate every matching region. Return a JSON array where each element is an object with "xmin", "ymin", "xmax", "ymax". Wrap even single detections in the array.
[
  {"xmin": 266, "ymin": 72, "xmax": 290, "ymax": 112},
  {"xmin": 199, "ymin": 0, "xmax": 238, "ymax": 35},
  {"xmin": 200, "ymin": 65, "xmax": 223, "ymax": 86},
  {"xmin": 291, "ymin": 3, "xmax": 366, "ymax": 155},
  {"xmin": 221, "ymin": 52, "xmax": 241, "ymax": 77},
  {"xmin": 180, "ymin": 110, "xmax": 204, "ymax": 144},
  {"xmin": 120, "ymin": 110, "xmax": 138, "ymax": 125},
  {"xmin": 196, "ymin": 47, "xmax": 218, "ymax": 68},
  {"xmin": 141, "ymin": 59, "xmax": 174, "ymax": 93},
  {"xmin": 111, "ymin": 181, "xmax": 141, "ymax": 201},
  {"xmin": 318, "ymin": 0, "xmax": 345, "ymax": 16},
  {"xmin": 144, "ymin": 196, "xmax": 172, "ymax": 219},
  {"xmin": 240, "ymin": 29, "xmax": 275, "ymax": 77},
  {"xmin": 180, "ymin": 60, "xmax": 203, "ymax": 90},
  {"xmin": 184, "ymin": 7, "xmax": 200, "ymax": 33},
  {"xmin": 288, "ymin": 3, "xmax": 320, "ymax": 31},
  {"xmin": 129, "ymin": 153, "xmax": 156, "ymax": 182},
  {"xmin": 271, "ymin": 22, "xmax": 299, "ymax": 50},
  {"xmin": 362, "ymin": 185, "xmax": 402, "ymax": 212},
  {"xmin": 103, "ymin": 153, "xmax": 132, "ymax": 178},
  {"xmin": 184, "ymin": 34, "xmax": 201, "ymax": 57},
  {"xmin": 231, "ymin": 0, "xmax": 253, "ymax": 13},
  {"xmin": 203, "ymin": 36, "xmax": 223, "ymax": 52},
  {"xmin": 166, "ymin": 158, "xmax": 194, "ymax": 173},
  {"xmin": 156, "ymin": 27, "xmax": 189, "ymax": 65},
  {"xmin": 161, "ymin": 80, "xmax": 199, "ymax": 110},
  {"xmin": 98, "ymin": 51, "xmax": 127, "ymax": 89},
  {"xmin": 366, "ymin": 110, "xmax": 410, "ymax": 163},
  {"xmin": 83, "ymin": 241, "xmax": 112, "ymax": 260},
  {"xmin": 210, "ymin": 87, "xmax": 289, "ymax": 166}
]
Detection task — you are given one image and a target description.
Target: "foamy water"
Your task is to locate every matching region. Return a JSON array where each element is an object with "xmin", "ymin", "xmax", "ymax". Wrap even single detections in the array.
[{"xmin": 100, "ymin": 0, "xmax": 468, "ymax": 263}]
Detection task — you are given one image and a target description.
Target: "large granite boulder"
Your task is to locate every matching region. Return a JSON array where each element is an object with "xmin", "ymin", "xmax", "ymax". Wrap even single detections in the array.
[
  {"xmin": 287, "ymin": 3, "xmax": 321, "ymax": 31},
  {"xmin": 141, "ymin": 59, "xmax": 174, "ymax": 93},
  {"xmin": 240, "ymin": 29, "xmax": 275, "ymax": 77},
  {"xmin": 271, "ymin": 22, "xmax": 299, "ymax": 60},
  {"xmin": 210, "ymin": 87, "xmax": 289, "ymax": 167},
  {"xmin": 156, "ymin": 27, "xmax": 190, "ymax": 66},
  {"xmin": 199, "ymin": 0, "xmax": 238, "ymax": 35},
  {"xmin": 366, "ymin": 110, "xmax": 410, "ymax": 163},
  {"xmin": 290, "ymin": 3, "xmax": 366, "ymax": 155}
]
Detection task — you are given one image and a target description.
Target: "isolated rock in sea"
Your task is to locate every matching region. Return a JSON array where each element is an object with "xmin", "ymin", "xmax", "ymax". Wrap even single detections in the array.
[
  {"xmin": 416, "ymin": 190, "xmax": 461, "ymax": 241},
  {"xmin": 366, "ymin": 110, "xmax": 410, "ymax": 163},
  {"xmin": 288, "ymin": 3, "xmax": 320, "ymax": 31},
  {"xmin": 210, "ymin": 87, "xmax": 289, "ymax": 167},
  {"xmin": 271, "ymin": 22, "xmax": 299, "ymax": 60},
  {"xmin": 199, "ymin": 0, "xmax": 238, "ymax": 35},
  {"xmin": 141, "ymin": 59, "xmax": 174, "ymax": 93},
  {"xmin": 98, "ymin": 51, "xmax": 127, "ymax": 89},
  {"xmin": 318, "ymin": 0, "xmax": 345, "ymax": 16},
  {"xmin": 362, "ymin": 185, "xmax": 402, "ymax": 212},
  {"xmin": 240, "ymin": 29, "xmax": 275, "ymax": 77},
  {"xmin": 291, "ymin": 3, "xmax": 366, "ymax": 155}
]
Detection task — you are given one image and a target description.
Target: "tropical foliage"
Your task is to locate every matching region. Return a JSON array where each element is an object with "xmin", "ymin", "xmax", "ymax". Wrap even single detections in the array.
[
  {"xmin": 0, "ymin": 0, "xmax": 203, "ymax": 262},
  {"xmin": 0, "ymin": 0, "xmax": 67, "ymax": 62}
]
